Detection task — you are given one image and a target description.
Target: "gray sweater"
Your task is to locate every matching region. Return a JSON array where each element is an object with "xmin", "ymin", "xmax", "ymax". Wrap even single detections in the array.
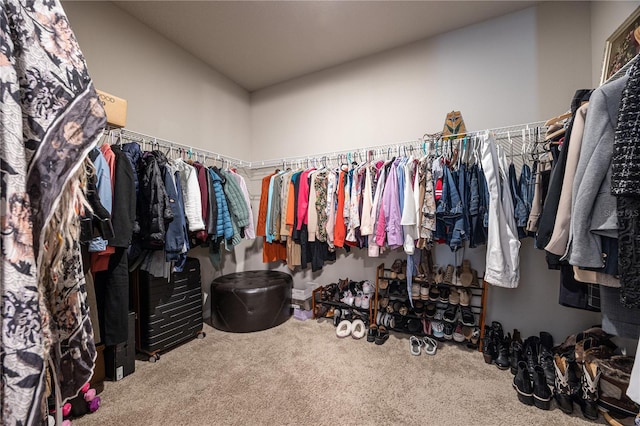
[{"xmin": 568, "ymin": 75, "xmax": 628, "ymax": 268}]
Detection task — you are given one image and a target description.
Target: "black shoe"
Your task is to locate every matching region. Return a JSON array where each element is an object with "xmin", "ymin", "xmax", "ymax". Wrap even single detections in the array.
[
  {"xmin": 533, "ymin": 366, "xmax": 552, "ymax": 410},
  {"xmin": 491, "ymin": 321, "xmax": 504, "ymax": 342},
  {"xmin": 495, "ymin": 338, "xmax": 510, "ymax": 370},
  {"xmin": 443, "ymin": 304, "xmax": 458, "ymax": 323},
  {"xmin": 553, "ymin": 354, "xmax": 574, "ymax": 415},
  {"xmin": 443, "ymin": 322, "xmax": 454, "ymax": 340},
  {"xmin": 367, "ymin": 324, "xmax": 377, "ymax": 343},
  {"xmin": 510, "ymin": 341, "xmax": 523, "ymax": 375},
  {"xmin": 460, "ymin": 306, "xmax": 475, "ymax": 326},
  {"xmin": 524, "ymin": 336, "xmax": 540, "ymax": 375},
  {"xmin": 513, "ymin": 361, "xmax": 534, "ymax": 406}
]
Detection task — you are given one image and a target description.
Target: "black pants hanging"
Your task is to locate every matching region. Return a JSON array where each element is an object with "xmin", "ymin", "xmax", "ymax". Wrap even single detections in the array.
[{"xmin": 94, "ymin": 247, "xmax": 130, "ymax": 346}]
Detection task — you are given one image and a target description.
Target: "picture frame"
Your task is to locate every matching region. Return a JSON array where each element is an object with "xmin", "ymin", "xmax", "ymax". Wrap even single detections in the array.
[{"xmin": 601, "ymin": 6, "xmax": 640, "ymax": 84}]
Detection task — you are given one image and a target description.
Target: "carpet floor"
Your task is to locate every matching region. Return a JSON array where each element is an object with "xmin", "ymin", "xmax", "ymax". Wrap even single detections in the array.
[{"xmin": 74, "ymin": 318, "xmax": 602, "ymax": 426}]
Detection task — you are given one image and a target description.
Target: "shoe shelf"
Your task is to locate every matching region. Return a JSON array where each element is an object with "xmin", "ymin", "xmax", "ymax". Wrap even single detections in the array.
[
  {"xmin": 375, "ymin": 263, "xmax": 489, "ymax": 351},
  {"xmin": 312, "ymin": 286, "xmax": 375, "ymax": 325}
]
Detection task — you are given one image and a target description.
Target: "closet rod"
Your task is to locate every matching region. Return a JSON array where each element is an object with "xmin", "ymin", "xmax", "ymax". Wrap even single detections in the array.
[
  {"xmin": 251, "ymin": 120, "xmax": 548, "ymax": 170},
  {"xmin": 107, "ymin": 127, "xmax": 251, "ymax": 168}
]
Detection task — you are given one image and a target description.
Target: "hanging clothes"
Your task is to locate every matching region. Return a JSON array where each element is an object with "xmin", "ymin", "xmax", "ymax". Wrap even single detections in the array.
[
  {"xmin": 612, "ymin": 62, "xmax": 640, "ymax": 308},
  {"xmin": 482, "ymin": 132, "xmax": 521, "ymax": 288},
  {"xmin": 568, "ymin": 74, "xmax": 629, "ymax": 269}
]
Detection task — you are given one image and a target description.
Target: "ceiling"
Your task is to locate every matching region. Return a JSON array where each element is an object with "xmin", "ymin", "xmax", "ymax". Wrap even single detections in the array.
[{"xmin": 114, "ymin": 1, "xmax": 537, "ymax": 92}]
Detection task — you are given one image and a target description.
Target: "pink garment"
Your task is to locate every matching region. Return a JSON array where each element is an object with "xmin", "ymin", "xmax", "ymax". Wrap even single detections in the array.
[{"xmin": 296, "ymin": 168, "xmax": 315, "ymax": 230}]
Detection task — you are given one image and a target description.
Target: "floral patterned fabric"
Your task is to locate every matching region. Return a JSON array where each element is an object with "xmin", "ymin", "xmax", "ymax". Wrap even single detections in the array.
[{"xmin": 1, "ymin": 1, "xmax": 105, "ymax": 424}]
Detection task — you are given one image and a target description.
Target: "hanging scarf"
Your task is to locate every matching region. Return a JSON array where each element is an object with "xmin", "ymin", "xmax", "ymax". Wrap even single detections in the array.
[{"xmin": 1, "ymin": 1, "xmax": 106, "ymax": 423}]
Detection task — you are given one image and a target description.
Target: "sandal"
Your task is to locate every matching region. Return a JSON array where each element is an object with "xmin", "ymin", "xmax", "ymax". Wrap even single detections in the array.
[
  {"xmin": 375, "ymin": 325, "xmax": 390, "ymax": 345},
  {"xmin": 423, "ymin": 336, "xmax": 438, "ymax": 355},
  {"xmin": 460, "ymin": 259, "xmax": 473, "ymax": 287},
  {"xmin": 410, "ymin": 336, "xmax": 423, "ymax": 356}
]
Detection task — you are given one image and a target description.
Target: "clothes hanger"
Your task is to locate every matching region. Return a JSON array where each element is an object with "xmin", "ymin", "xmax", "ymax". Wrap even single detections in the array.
[{"xmin": 544, "ymin": 111, "xmax": 571, "ymax": 126}]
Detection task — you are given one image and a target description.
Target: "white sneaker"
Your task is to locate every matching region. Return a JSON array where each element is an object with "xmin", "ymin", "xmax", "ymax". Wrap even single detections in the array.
[
  {"xmin": 431, "ymin": 321, "xmax": 444, "ymax": 338},
  {"xmin": 361, "ymin": 294, "xmax": 370, "ymax": 310}
]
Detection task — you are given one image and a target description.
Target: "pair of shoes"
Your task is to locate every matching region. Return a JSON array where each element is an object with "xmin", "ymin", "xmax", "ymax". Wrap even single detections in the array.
[
  {"xmin": 378, "ymin": 312, "xmax": 396, "ymax": 329},
  {"xmin": 420, "ymin": 284, "xmax": 430, "ymax": 300},
  {"xmin": 443, "ymin": 304, "xmax": 458, "ymax": 323},
  {"xmin": 374, "ymin": 325, "xmax": 390, "ymax": 345},
  {"xmin": 353, "ymin": 291, "xmax": 371, "ymax": 309},
  {"xmin": 466, "ymin": 326, "xmax": 481, "ymax": 349},
  {"xmin": 452, "ymin": 322, "xmax": 466, "ymax": 343},
  {"xmin": 428, "ymin": 285, "xmax": 440, "ymax": 301},
  {"xmin": 513, "ymin": 361, "xmax": 552, "ymax": 410},
  {"xmin": 411, "ymin": 283, "xmax": 420, "ymax": 300},
  {"xmin": 460, "ymin": 306, "xmax": 475, "ymax": 326},
  {"xmin": 410, "ymin": 335, "xmax": 438, "ymax": 355},
  {"xmin": 336, "ymin": 319, "xmax": 367, "ymax": 339},
  {"xmin": 390, "ymin": 259, "xmax": 403, "ymax": 279}
]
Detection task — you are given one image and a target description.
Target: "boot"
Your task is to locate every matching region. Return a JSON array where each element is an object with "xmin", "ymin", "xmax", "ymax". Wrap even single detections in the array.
[
  {"xmin": 553, "ymin": 354, "xmax": 574, "ymax": 414},
  {"xmin": 495, "ymin": 336, "xmax": 511, "ymax": 370},
  {"xmin": 577, "ymin": 360, "xmax": 601, "ymax": 420},
  {"xmin": 513, "ymin": 361, "xmax": 534, "ymax": 406},
  {"xmin": 491, "ymin": 321, "xmax": 504, "ymax": 342},
  {"xmin": 524, "ymin": 336, "xmax": 540, "ymax": 375},
  {"xmin": 510, "ymin": 341, "xmax": 523, "ymax": 375},
  {"xmin": 512, "ymin": 328, "xmax": 522, "ymax": 345},
  {"xmin": 539, "ymin": 331, "xmax": 555, "ymax": 391},
  {"xmin": 533, "ymin": 365, "xmax": 552, "ymax": 410},
  {"xmin": 482, "ymin": 330, "xmax": 496, "ymax": 365}
]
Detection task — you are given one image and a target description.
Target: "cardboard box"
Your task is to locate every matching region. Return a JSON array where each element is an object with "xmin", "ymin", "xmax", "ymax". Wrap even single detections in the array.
[{"xmin": 96, "ymin": 89, "xmax": 127, "ymax": 128}]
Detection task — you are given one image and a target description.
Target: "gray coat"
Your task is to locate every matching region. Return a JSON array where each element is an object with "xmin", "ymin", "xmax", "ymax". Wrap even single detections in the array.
[{"xmin": 568, "ymin": 75, "xmax": 628, "ymax": 268}]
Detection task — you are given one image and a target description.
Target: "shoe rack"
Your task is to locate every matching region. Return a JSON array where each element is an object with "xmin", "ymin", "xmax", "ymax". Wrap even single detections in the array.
[
  {"xmin": 375, "ymin": 262, "xmax": 488, "ymax": 351},
  {"xmin": 312, "ymin": 282, "xmax": 376, "ymax": 325}
]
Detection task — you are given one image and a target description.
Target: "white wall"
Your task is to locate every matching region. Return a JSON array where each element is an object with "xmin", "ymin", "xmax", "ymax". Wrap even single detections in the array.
[
  {"xmin": 249, "ymin": 2, "xmax": 603, "ymax": 342},
  {"xmin": 591, "ymin": 1, "xmax": 640, "ymax": 86},
  {"xmin": 63, "ymin": 2, "xmax": 251, "ymax": 160}
]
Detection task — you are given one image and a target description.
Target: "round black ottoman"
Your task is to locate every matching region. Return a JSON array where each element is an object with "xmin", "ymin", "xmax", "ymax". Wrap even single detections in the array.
[{"xmin": 210, "ymin": 271, "xmax": 293, "ymax": 332}]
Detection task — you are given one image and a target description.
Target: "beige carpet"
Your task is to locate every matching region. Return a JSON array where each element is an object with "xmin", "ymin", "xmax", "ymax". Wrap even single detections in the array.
[{"xmin": 74, "ymin": 319, "xmax": 602, "ymax": 426}]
